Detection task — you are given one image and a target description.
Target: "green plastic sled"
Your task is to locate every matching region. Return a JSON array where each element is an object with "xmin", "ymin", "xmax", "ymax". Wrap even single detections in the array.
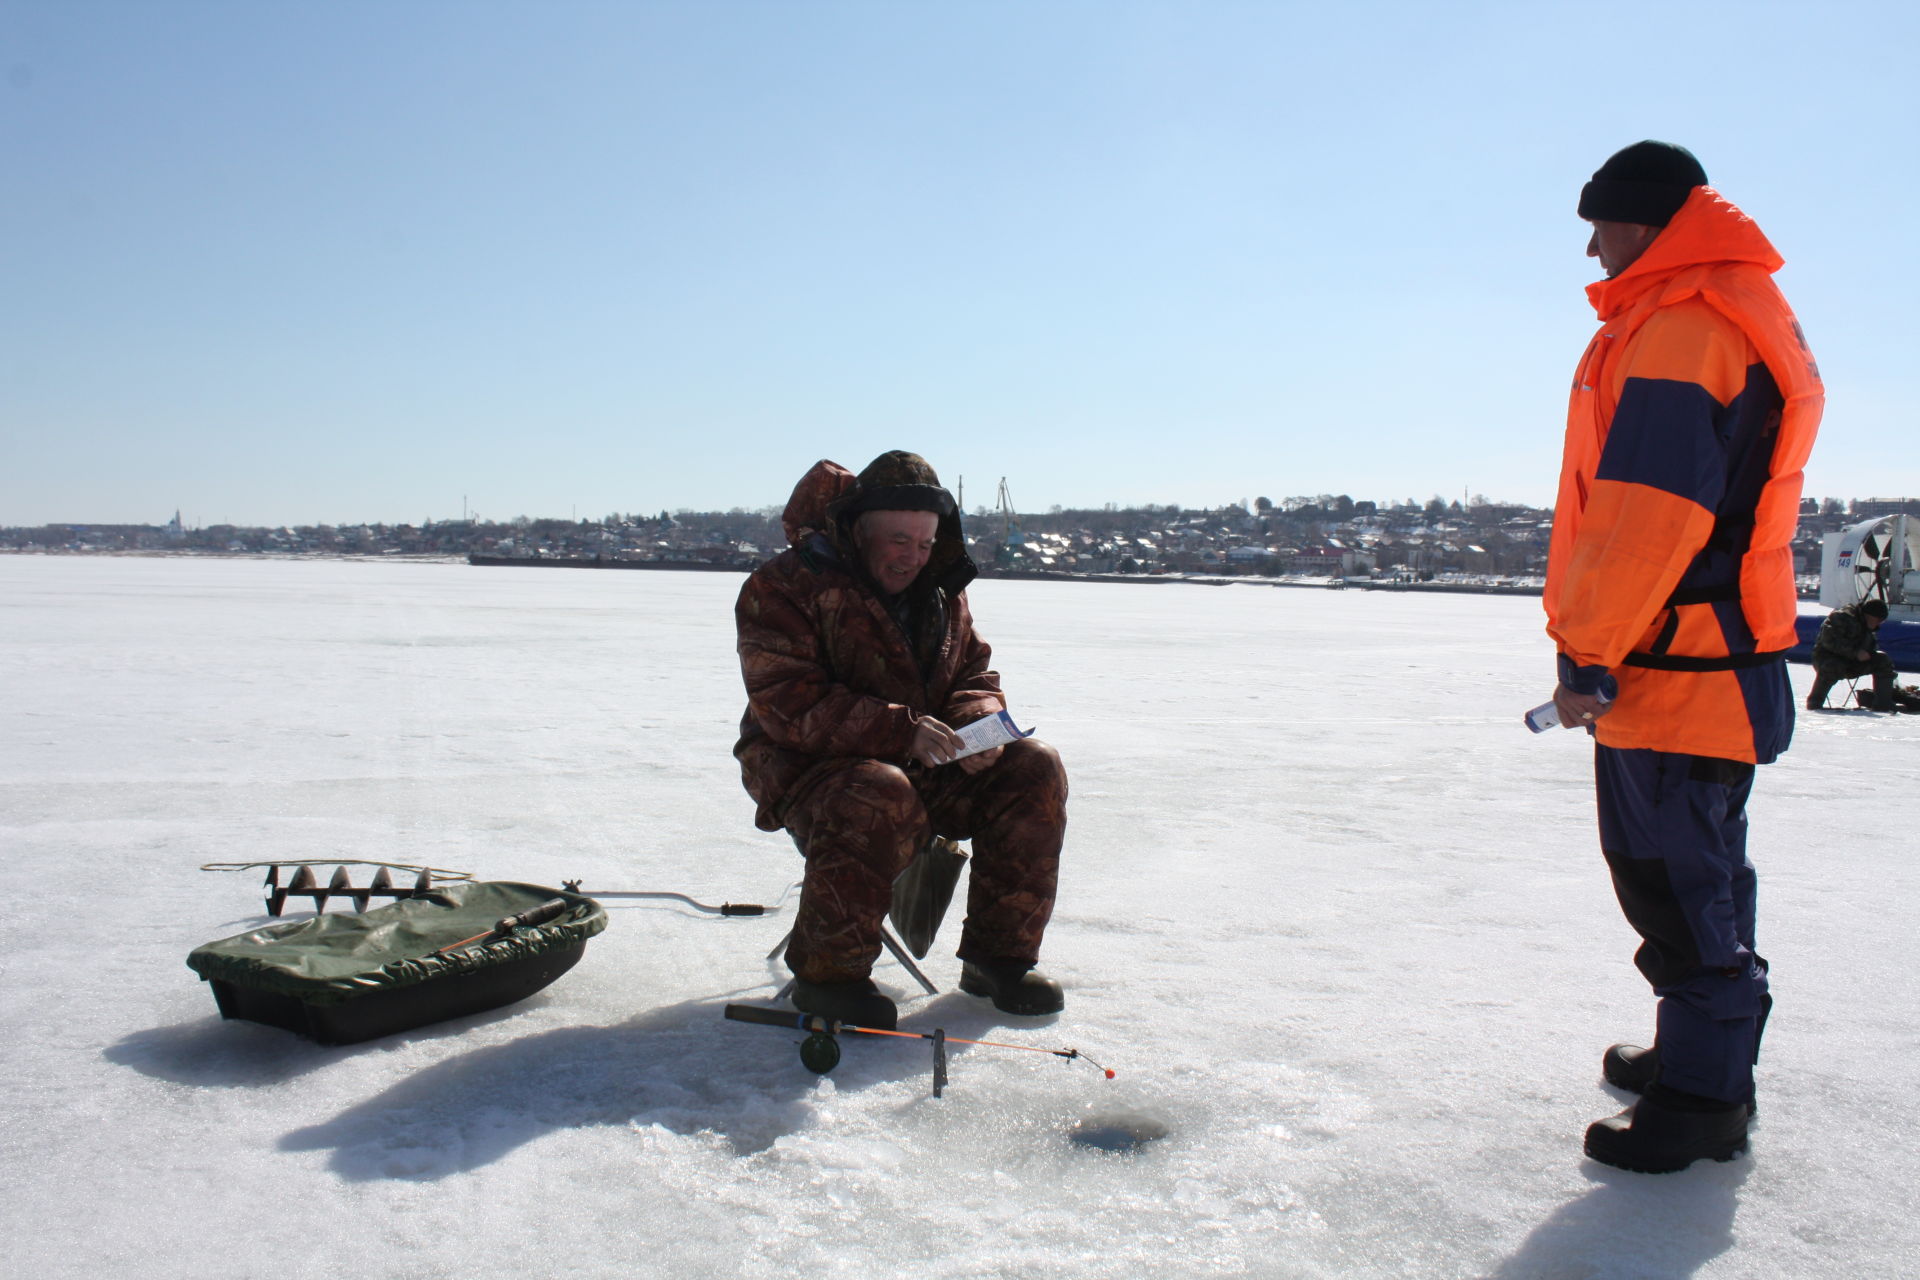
[{"xmin": 187, "ymin": 880, "xmax": 607, "ymax": 1045}]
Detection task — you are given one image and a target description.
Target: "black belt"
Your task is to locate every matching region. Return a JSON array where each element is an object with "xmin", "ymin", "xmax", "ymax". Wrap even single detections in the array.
[
  {"xmin": 1623, "ymin": 648, "xmax": 1790, "ymax": 672},
  {"xmin": 1664, "ymin": 583, "xmax": 1742, "ymax": 607}
]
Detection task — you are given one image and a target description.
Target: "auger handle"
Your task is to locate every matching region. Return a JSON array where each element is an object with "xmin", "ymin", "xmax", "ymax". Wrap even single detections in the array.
[{"xmin": 558, "ymin": 883, "xmax": 771, "ymax": 916}]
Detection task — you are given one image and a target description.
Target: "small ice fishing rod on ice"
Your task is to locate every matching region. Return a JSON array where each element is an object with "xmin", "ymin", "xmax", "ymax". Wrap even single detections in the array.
[
  {"xmin": 724, "ymin": 1003, "xmax": 1114, "ymax": 1098},
  {"xmin": 435, "ymin": 897, "xmax": 574, "ymax": 955}
]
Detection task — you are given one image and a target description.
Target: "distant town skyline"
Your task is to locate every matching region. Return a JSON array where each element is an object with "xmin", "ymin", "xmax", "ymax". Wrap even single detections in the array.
[
  {"xmin": 11, "ymin": 489, "xmax": 1917, "ymax": 535},
  {"xmin": 5, "ymin": 3, "xmax": 1914, "ymax": 528},
  {"xmin": 17, "ymin": 488, "xmax": 1907, "ymax": 594}
]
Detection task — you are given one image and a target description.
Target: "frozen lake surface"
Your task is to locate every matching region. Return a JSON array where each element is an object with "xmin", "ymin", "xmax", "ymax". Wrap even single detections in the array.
[{"xmin": 3, "ymin": 555, "xmax": 1914, "ymax": 1279}]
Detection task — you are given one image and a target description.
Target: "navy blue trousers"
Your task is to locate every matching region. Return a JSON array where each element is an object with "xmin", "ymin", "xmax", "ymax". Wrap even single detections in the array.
[{"xmin": 1594, "ymin": 745, "xmax": 1769, "ymax": 1103}]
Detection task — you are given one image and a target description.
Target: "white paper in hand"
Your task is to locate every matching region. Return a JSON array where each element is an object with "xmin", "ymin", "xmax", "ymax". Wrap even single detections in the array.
[{"xmin": 951, "ymin": 710, "xmax": 1035, "ymax": 760}]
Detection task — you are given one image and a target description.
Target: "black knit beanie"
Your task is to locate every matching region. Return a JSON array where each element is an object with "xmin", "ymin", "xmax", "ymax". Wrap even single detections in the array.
[
  {"xmin": 1862, "ymin": 600, "xmax": 1890, "ymax": 620},
  {"xmin": 1578, "ymin": 141, "xmax": 1708, "ymax": 226}
]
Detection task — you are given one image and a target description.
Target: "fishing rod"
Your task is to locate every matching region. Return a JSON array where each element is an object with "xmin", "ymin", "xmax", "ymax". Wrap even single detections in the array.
[
  {"xmin": 724, "ymin": 1003, "xmax": 1114, "ymax": 1097},
  {"xmin": 436, "ymin": 897, "xmax": 574, "ymax": 956}
]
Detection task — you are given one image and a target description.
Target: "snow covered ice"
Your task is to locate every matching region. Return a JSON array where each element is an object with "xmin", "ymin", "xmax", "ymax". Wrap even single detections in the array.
[{"xmin": 3, "ymin": 555, "xmax": 1915, "ymax": 1279}]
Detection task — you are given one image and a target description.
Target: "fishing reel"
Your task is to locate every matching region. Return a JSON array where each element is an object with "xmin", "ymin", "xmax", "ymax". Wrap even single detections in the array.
[
  {"xmin": 798, "ymin": 1021, "xmax": 842, "ymax": 1074},
  {"xmin": 788, "ymin": 1016, "xmax": 942, "ymax": 1089}
]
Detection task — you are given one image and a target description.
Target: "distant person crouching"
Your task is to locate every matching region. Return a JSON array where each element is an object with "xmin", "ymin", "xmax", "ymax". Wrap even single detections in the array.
[{"xmin": 1808, "ymin": 599, "xmax": 1897, "ymax": 711}]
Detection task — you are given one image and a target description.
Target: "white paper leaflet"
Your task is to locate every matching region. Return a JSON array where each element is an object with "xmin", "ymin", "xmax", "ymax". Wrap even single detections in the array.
[{"xmin": 952, "ymin": 709, "xmax": 1035, "ymax": 760}]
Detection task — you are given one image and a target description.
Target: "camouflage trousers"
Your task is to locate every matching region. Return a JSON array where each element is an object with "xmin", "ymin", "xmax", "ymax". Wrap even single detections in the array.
[{"xmin": 782, "ymin": 737, "xmax": 1066, "ymax": 984}]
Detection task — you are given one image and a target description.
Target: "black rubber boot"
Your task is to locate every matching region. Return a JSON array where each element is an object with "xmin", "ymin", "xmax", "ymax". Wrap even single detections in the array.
[
  {"xmin": 1805, "ymin": 671, "xmax": 1837, "ymax": 711},
  {"xmin": 1601, "ymin": 1042, "xmax": 1757, "ymax": 1115},
  {"xmin": 1602, "ymin": 1043, "xmax": 1660, "ymax": 1093},
  {"xmin": 1584, "ymin": 1083, "xmax": 1749, "ymax": 1173},
  {"xmin": 791, "ymin": 978, "xmax": 897, "ymax": 1030},
  {"xmin": 959, "ymin": 959, "xmax": 1065, "ymax": 1016}
]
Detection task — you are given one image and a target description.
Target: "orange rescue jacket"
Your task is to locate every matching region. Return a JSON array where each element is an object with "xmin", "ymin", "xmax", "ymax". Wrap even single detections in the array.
[{"xmin": 1545, "ymin": 187, "xmax": 1823, "ymax": 762}]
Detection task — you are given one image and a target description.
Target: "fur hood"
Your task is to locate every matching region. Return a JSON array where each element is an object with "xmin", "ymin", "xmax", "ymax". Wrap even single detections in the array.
[{"xmin": 777, "ymin": 457, "xmax": 976, "ymax": 599}]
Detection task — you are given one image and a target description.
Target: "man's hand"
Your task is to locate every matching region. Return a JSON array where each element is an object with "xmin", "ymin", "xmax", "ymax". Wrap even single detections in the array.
[
  {"xmin": 1552, "ymin": 685, "xmax": 1614, "ymax": 730},
  {"xmin": 909, "ymin": 717, "xmax": 965, "ymax": 768},
  {"xmin": 955, "ymin": 745, "xmax": 1003, "ymax": 774},
  {"xmin": 1856, "ymin": 649, "xmax": 1871, "ymax": 662}
]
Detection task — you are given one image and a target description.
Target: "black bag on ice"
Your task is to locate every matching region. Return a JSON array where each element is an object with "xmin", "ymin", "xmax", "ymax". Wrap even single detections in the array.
[{"xmin": 889, "ymin": 836, "xmax": 968, "ymax": 959}]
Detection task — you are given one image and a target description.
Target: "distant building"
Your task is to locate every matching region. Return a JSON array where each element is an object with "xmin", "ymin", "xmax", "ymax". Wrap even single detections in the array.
[
  {"xmin": 1853, "ymin": 498, "xmax": 1920, "ymax": 519},
  {"xmin": 1288, "ymin": 546, "xmax": 1347, "ymax": 576},
  {"xmin": 1468, "ymin": 503, "xmax": 1530, "ymax": 522}
]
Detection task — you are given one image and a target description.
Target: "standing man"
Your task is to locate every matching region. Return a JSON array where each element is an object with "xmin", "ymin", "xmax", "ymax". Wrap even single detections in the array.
[
  {"xmin": 735, "ymin": 451, "xmax": 1068, "ymax": 1031},
  {"xmin": 1542, "ymin": 142, "xmax": 1822, "ymax": 1172}
]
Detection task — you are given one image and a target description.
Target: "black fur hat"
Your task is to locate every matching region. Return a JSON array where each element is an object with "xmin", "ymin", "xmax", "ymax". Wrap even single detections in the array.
[{"xmin": 838, "ymin": 450, "xmax": 957, "ymax": 520}]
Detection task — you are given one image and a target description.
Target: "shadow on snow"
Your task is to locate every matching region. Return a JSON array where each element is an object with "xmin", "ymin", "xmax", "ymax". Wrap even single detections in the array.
[
  {"xmin": 108, "ymin": 985, "xmax": 1056, "ymax": 1181},
  {"xmin": 101, "ymin": 997, "xmax": 535, "ymax": 1088},
  {"xmin": 1490, "ymin": 1147, "xmax": 1749, "ymax": 1278}
]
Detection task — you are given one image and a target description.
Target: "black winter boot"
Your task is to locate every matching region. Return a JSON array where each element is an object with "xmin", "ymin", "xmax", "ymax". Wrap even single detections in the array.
[
  {"xmin": 1806, "ymin": 672, "xmax": 1838, "ymax": 710},
  {"xmin": 960, "ymin": 959, "xmax": 1065, "ymax": 1016},
  {"xmin": 791, "ymin": 978, "xmax": 897, "ymax": 1030},
  {"xmin": 1584, "ymin": 1083, "xmax": 1749, "ymax": 1173},
  {"xmin": 1602, "ymin": 1043, "xmax": 1660, "ymax": 1093},
  {"xmin": 1600, "ymin": 1042, "xmax": 1757, "ymax": 1114}
]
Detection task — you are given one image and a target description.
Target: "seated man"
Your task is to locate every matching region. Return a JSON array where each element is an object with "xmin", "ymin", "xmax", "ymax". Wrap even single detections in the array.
[
  {"xmin": 1808, "ymin": 599, "xmax": 1897, "ymax": 711},
  {"xmin": 733, "ymin": 451, "xmax": 1068, "ymax": 1029}
]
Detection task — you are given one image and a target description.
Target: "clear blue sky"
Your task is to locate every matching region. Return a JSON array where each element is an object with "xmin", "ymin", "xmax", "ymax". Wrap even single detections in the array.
[{"xmin": 4, "ymin": 1, "xmax": 1914, "ymax": 528}]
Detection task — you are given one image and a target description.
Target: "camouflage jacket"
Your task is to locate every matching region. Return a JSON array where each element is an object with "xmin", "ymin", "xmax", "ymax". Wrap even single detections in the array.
[
  {"xmin": 1812, "ymin": 606, "xmax": 1877, "ymax": 664},
  {"xmin": 733, "ymin": 460, "xmax": 1005, "ymax": 830}
]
